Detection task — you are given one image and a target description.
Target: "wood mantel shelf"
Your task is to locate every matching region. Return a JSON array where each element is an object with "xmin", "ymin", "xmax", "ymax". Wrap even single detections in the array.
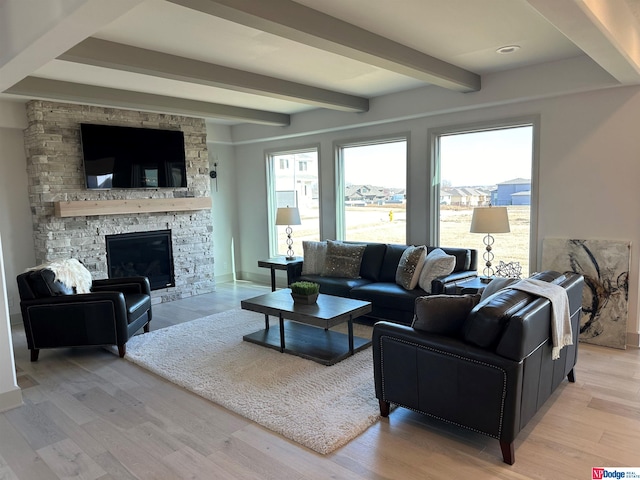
[{"xmin": 54, "ymin": 197, "xmax": 212, "ymax": 217}]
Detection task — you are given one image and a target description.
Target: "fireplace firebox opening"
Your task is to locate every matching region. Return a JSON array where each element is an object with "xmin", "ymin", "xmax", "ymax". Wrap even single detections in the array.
[{"xmin": 106, "ymin": 230, "xmax": 175, "ymax": 290}]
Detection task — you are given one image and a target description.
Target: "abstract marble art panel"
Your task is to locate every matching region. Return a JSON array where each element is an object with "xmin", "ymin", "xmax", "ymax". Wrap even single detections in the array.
[{"xmin": 542, "ymin": 238, "xmax": 630, "ymax": 349}]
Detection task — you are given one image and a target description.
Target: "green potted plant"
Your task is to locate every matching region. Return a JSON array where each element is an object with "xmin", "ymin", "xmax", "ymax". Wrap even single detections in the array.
[{"xmin": 289, "ymin": 281, "xmax": 320, "ymax": 304}]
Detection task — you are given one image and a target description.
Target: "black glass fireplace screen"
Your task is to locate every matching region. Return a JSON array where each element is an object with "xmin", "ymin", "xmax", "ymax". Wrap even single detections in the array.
[{"xmin": 106, "ymin": 230, "xmax": 175, "ymax": 290}]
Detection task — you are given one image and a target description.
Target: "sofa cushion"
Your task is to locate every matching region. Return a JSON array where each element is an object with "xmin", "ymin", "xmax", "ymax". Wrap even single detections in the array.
[
  {"xmin": 462, "ymin": 288, "xmax": 537, "ymax": 349},
  {"xmin": 359, "ymin": 243, "xmax": 387, "ymax": 281},
  {"xmin": 395, "ymin": 245, "xmax": 427, "ymax": 290},
  {"xmin": 124, "ymin": 293, "xmax": 152, "ymax": 323},
  {"xmin": 418, "ymin": 248, "xmax": 456, "ymax": 293},
  {"xmin": 462, "ymin": 271, "xmax": 567, "ymax": 349},
  {"xmin": 350, "ymin": 282, "xmax": 424, "ymax": 313},
  {"xmin": 530, "ymin": 270, "xmax": 566, "ymax": 284},
  {"xmin": 379, "ymin": 244, "xmax": 409, "ymax": 282},
  {"xmin": 26, "ymin": 269, "xmax": 75, "ymax": 297},
  {"xmin": 301, "ymin": 240, "xmax": 327, "ymax": 275},
  {"xmin": 298, "ymin": 274, "xmax": 371, "ymax": 297},
  {"xmin": 321, "ymin": 240, "xmax": 366, "ymax": 278},
  {"xmin": 480, "ymin": 277, "xmax": 520, "ymax": 301},
  {"xmin": 412, "ymin": 294, "xmax": 481, "ymax": 336}
]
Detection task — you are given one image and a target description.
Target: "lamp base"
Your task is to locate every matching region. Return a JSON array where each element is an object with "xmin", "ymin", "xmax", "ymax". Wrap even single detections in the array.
[
  {"xmin": 285, "ymin": 256, "xmax": 296, "ymax": 261},
  {"xmin": 482, "ymin": 233, "xmax": 495, "ymax": 277}
]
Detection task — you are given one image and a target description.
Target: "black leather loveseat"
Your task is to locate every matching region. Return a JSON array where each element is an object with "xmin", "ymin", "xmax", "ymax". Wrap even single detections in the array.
[
  {"xmin": 293, "ymin": 242, "xmax": 478, "ymax": 325},
  {"xmin": 373, "ymin": 270, "xmax": 584, "ymax": 464}
]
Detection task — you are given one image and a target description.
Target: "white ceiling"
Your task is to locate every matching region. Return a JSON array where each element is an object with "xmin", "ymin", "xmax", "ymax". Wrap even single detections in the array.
[{"xmin": 2, "ymin": 0, "xmax": 640, "ymax": 126}]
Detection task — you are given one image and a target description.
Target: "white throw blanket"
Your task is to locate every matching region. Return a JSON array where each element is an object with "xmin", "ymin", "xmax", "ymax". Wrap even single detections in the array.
[
  {"xmin": 507, "ymin": 278, "xmax": 572, "ymax": 360},
  {"xmin": 26, "ymin": 258, "xmax": 93, "ymax": 294}
]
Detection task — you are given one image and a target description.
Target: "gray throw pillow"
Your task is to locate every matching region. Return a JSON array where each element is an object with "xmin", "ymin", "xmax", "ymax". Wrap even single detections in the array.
[
  {"xmin": 395, "ymin": 245, "xmax": 427, "ymax": 290},
  {"xmin": 412, "ymin": 294, "xmax": 482, "ymax": 336},
  {"xmin": 321, "ymin": 240, "xmax": 366, "ymax": 278},
  {"xmin": 301, "ymin": 241, "xmax": 327, "ymax": 275},
  {"xmin": 418, "ymin": 248, "xmax": 456, "ymax": 293}
]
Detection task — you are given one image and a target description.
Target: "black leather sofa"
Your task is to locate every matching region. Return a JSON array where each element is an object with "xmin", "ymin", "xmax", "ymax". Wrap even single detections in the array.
[
  {"xmin": 372, "ymin": 270, "xmax": 584, "ymax": 464},
  {"xmin": 17, "ymin": 269, "xmax": 152, "ymax": 361},
  {"xmin": 293, "ymin": 243, "xmax": 478, "ymax": 325}
]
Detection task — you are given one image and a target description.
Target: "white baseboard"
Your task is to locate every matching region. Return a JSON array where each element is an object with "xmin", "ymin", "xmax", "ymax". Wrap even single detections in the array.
[
  {"xmin": 240, "ymin": 271, "xmax": 287, "ymax": 288},
  {"xmin": 10, "ymin": 313, "xmax": 21, "ymax": 326},
  {"xmin": 0, "ymin": 387, "xmax": 22, "ymax": 413},
  {"xmin": 214, "ymin": 273, "xmax": 235, "ymax": 284}
]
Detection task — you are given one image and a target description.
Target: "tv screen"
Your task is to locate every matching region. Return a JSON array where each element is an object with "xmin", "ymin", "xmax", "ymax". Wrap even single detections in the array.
[{"xmin": 80, "ymin": 123, "xmax": 187, "ymax": 189}]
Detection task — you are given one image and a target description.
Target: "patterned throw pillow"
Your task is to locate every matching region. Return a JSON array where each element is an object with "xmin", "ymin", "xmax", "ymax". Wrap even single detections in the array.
[
  {"xmin": 321, "ymin": 240, "xmax": 366, "ymax": 278},
  {"xmin": 418, "ymin": 248, "xmax": 456, "ymax": 293},
  {"xmin": 301, "ymin": 241, "xmax": 327, "ymax": 275},
  {"xmin": 395, "ymin": 245, "xmax": 427, "ymax": 290}
]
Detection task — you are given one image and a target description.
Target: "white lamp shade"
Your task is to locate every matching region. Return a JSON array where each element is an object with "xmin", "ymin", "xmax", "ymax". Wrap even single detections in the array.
[
  {"xmin": 275, "ymin": 207, "xmax": 301, "ymax": 225},
  {"xmin": 470, "ymin": 206, "xmax": 510, "ymax": 233}
]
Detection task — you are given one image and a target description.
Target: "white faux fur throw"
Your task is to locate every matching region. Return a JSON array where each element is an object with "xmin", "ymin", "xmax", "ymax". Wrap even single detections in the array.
[
  {"xmin": 508, "ymin": 278, "xmax": 572, "ymax": 360},
  {"xmin": 26, "ymin": 258, "xmax": 93, "ymax": 294}
]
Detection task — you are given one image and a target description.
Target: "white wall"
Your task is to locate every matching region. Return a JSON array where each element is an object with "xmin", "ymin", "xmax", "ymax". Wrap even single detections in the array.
[
  {"xmin": 205, "ymin": 122, "xmax": 240, "ymax": 283},
  {"xmin": 208, "ymin": 141, "xmax": 240, "ymax": 283},
  {"xmin": 231, "ymin": 85, "xmax": 640, "ymax": 345},
  {"xmin": 0, "ymin": 113, "xmax": 35, "ymax": 319},
  {"xmin": 0, "ymin": 232, "xmax": 21, "ymax": 411}
]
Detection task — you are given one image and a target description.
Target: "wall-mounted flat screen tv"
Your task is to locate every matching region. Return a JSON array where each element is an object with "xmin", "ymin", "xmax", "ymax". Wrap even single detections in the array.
[{"xmin": 80, "ymin": 123, "xmax": 187, "ymax": 189}]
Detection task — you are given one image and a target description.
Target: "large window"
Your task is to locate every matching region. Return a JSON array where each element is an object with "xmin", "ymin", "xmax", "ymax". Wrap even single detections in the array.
[
  {"xmin": 337, "ymin": 139, "xmax": 407, "ymax": 243},
  {"xmin": 267, "ymin": 148, "xmax": 320, "ymax": 257},
  {"xmin": 435, "ymin": 124, "xmax": 534, "ymax": 276}
]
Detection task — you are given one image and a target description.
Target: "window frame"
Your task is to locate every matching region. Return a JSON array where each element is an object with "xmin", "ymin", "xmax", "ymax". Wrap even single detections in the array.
[
  {"xmin": 266, "ymin": 145, "xmax": 321, "ymax": 258},
  {"xmin": 334, "ymin": 134, "xmax": 409, "ymax": 242},
  {"xmin": 427, "ymin": 116, "xmax": 540, "ymax": 271}
]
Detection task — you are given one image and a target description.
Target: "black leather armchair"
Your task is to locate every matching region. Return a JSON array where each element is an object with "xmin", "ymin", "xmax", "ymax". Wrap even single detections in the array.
[
  {"xmin": 17, "ymin": 269, "xmax": 152, "ymax": 361},
  {"xmin": 373, "ymin": 271, "xmax": 584, "ymax": 464}
]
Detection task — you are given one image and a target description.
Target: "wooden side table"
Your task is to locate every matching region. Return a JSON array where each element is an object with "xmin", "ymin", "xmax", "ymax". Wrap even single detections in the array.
[{"xmin": 258, "ymin": 257, "xmax": 303, "ymax": 291}]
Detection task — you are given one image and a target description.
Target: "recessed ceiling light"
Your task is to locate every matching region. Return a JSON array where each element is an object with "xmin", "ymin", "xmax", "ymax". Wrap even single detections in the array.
[{"xmin": 496, "ymin": 45, "xmax": 521, "ymax": 55}]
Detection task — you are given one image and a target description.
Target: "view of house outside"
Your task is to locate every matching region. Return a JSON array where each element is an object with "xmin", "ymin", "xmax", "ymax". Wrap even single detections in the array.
[
  {"xmin": 341, "ymin": 140, "xmax": 407, "ymax": 243},
  {"xmin": 439, "ymin": 126, "xmax": 533, "ymax": 276},
  {"xmin": 271, "ymin": 150, "xmax": 320, "ymax": 257}
]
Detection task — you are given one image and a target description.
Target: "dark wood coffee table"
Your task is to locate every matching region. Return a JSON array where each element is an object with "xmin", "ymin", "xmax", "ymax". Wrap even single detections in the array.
[{"xmin": 240, "ymin": 289, "xmax": 372, "ymax": 365}]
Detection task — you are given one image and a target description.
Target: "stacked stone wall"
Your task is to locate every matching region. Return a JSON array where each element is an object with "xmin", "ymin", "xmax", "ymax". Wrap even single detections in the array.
[{"xmin": 23, "ymin": 101, "xmax": 215, "ymax": 302}]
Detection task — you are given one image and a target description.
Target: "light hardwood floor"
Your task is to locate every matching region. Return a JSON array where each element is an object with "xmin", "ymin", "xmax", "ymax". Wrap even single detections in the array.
[{"xmin": 3, "ymin": 280, "xmax": 640, "ymax": 479}]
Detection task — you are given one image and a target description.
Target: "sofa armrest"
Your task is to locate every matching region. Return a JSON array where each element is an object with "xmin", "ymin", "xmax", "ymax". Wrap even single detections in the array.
[
  {"xmin": 289, "ymin": 262, "xmax": 303, "ymax": 283},
  {"xmin": 92, "ymin": 276, "xmax": 151, "ymax": 296},
  {"xmin": 432, "ymin": 270, "xmax": 478, "ymax": 294},
  {"xmin": 373, "ymin": 321, "xmax": 522, "ymax": 441},
  {"xmin": 20, "ymin": 292, "xmax": 130, "ymax": 348}
]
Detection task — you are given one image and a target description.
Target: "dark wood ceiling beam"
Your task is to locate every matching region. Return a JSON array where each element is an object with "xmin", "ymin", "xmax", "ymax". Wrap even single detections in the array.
[
  {"xmin": 167, "ymin": 0, "xmax": 481, "ymax": 92},
  {"xmin": 6, "ymin": 77, "xmax": 290, "ymax": 126},
  {"xmin": 59, "ymin": 38, "xmax": 369, "ymax": 113}
]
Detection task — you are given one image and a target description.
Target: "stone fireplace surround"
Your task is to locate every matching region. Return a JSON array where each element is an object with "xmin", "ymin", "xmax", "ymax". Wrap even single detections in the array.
[{"xmin": 23, "ymin": 100, "xmax": 215, "ymax": 303}]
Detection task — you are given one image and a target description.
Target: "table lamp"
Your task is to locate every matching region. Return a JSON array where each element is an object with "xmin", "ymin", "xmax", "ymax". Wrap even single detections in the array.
[
  {"xmin": 470, "ymin": 206, "xmax": 510, "ymax": 279},
  {"xmin": 276, "ymin": 206, "xmax": 301, "ymax": 260}
]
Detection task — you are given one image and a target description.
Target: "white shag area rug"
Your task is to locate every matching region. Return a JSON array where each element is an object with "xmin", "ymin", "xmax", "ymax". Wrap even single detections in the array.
[{"xmin": 119, "ymin": 308, "xmax": 380, "ymax": 454}]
